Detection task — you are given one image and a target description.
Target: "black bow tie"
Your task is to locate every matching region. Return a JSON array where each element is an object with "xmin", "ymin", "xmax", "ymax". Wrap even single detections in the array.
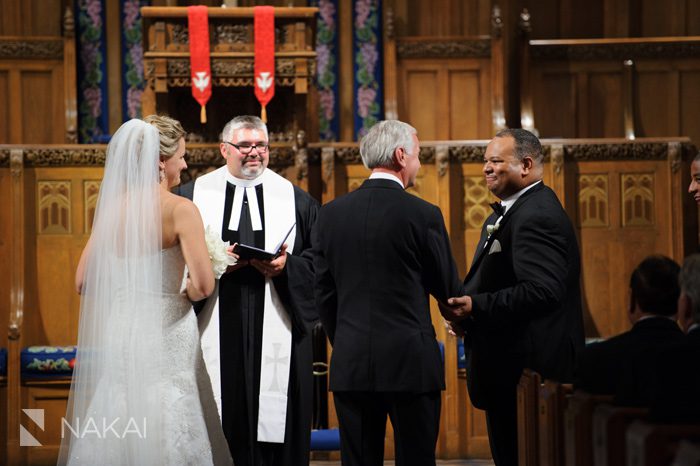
[{"xmin": 490, "ymin": 202, "xmax": 505, "ymax": 217}]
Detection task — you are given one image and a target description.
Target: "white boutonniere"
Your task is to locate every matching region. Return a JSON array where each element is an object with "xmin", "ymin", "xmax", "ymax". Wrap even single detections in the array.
[
  {"xmin": 204, "ymin": 226, "xmax": 237, "ymax": 279},
  {"xmin": 486, "ymin": 223, "xmax": 500, "ymax": 238}
]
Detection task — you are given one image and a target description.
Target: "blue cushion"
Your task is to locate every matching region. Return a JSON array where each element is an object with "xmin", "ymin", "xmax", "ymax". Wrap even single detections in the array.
[
  {"xmin": 21, "ymin": 346, "xmax": 76, "ymax": 379},
  {"xmin": 311, "ymin": 428, "xmax": 340, "ymax": 451},
  {"xmin": 0, "ymin": 348, "xmax": 6, "ymax": 376},
  {"xmin": 457, "ymin": 338, "xmax": 466, "ymax": 369}
]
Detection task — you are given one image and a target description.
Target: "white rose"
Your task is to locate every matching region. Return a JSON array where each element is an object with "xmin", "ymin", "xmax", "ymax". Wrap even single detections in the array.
[{"xmin": 204, "ymin": 226, "xmax": 237, "ymax": 279}]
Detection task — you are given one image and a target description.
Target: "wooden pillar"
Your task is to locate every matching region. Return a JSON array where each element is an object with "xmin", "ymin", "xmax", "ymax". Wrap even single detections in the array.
[
  {"xmin": 63, "ymin": 6, "xmax": 78, "ymax": 143},
  {"xmin": 7, "ymin": 149, "xmax": 25, "ymax": 465},
  {"xmin": 434, "ymin": 144, "xmax": 461, "ymax": 458},
  {"xmin": 382, "ymin": 2, "xmax": 398, "ymax": 121}
]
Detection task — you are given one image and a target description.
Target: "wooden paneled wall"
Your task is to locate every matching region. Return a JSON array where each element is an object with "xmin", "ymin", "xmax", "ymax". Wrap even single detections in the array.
[
  {"xmin": 522, "ymin": 38, "xmax": 700, "ymax": 146},
  {"xmin": 0, "ymin": 0, "xmax": 77, "ymax": 144}
]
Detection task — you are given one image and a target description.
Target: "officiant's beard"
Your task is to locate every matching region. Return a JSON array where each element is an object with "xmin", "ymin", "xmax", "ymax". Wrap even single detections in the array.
[{"xmin": 240, "ymin": 159, "xmax": 264, "ymax": 179}]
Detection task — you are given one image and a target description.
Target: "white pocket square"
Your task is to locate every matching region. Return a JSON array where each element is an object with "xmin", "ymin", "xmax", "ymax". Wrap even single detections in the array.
[{"xmin": 488, "ymin": 239, "xmax": 502, "ymax": 254}]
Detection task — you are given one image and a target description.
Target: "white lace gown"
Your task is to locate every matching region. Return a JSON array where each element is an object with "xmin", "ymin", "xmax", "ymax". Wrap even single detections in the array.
[
  {"xmin": 160, "ymin": 246, "xmax": 233, "ymax": 465},
  {"xmin": 67, "ymin": 247, "xmax": 232, "ymax": 465}
]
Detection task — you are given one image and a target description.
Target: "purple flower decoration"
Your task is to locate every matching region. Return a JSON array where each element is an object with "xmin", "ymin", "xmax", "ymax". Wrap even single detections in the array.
[{"xmin": 357, "ymin": 87, "xmax": 376, "ymax": 118}]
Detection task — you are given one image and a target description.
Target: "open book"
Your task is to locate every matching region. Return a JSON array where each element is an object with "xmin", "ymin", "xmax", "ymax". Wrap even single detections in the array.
[{"xmin": 233, "ymin": 223, "xmax": 296, "ymax": 261}]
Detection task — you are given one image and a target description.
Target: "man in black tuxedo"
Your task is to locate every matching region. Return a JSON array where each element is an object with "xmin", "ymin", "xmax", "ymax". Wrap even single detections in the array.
[
  {"xmin": 574, "ymin": 255, "xmax": 684, "ymax": 406},
  {"xmin": 651, "ymin": 254, "xmax": 700, "ymax": 424},
  {"xmin": 443, "ymin": 128, "xmax": 584, "ymax": 466},
  {"xmin": 313, "ymin": 120, "xmax": 462, "ymax": 466}
]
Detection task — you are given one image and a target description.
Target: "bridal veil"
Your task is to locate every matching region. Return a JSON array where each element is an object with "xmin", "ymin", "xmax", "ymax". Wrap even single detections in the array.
[{"xmin": 58, "ymin": 119, "xmax": 165, "ymax": 464}]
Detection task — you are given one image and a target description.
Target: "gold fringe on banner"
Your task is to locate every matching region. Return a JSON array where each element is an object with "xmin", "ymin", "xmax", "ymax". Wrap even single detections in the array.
[{"xmin": 200, "ymin": 105, "xmax": 207, "ymax": 124}]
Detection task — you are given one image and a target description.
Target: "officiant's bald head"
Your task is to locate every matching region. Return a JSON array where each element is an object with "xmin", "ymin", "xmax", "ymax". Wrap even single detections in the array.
[{"xmin": 220, "ymin": 115, "xmax": 270, "ymax": 180}]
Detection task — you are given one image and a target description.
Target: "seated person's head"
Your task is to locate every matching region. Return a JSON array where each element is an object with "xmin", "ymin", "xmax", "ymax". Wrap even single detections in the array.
[
  {"xmin": 628, "ymin": 255, "xmax": 681, "ymax": 322},
  {"xmin": 678, "ymin": 254, "xmax": 700, "ymax": 332}
]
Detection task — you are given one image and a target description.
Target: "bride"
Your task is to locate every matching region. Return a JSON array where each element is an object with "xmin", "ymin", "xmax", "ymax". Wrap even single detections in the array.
[{"xmin": 58, "ymin": 117, "xmax": 233, "ymax": 465}]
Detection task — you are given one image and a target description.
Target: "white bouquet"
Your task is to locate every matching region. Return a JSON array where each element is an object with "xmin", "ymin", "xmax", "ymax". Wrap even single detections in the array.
[{"xmin": 204, "ymin": 226, "xmax": 237, "ymax": 279}]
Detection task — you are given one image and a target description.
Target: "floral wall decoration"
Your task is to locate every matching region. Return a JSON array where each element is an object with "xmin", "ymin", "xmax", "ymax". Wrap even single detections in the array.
[
  {"xmin": 121, "ymin": 0, "xmax": 149, "ymax": 120},
  {"xmin": 353, "ymin": 0, "xmax": 383, "ymax": 140},
  {"xmin": 76, "ymin": 0, "xmax": 109, "ymax": 143},
  {"xmin": 314, "ymin": 0, "xmax": 340, "ymax": 142}
]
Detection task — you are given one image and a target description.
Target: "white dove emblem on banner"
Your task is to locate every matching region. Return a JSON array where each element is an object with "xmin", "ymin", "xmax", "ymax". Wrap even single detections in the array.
[
  {"xmin": 193, "ymin": 71, "xmax": 210, "ymax": 93},
  {"xmin": 256, "ymin": 72, "xmax": 273, "ymax": 93}
]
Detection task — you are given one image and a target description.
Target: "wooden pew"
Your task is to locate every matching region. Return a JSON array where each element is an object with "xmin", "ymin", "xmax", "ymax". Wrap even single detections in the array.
[
  {"xmin": 564, "ymin": 390, "xmax": 613, "ymax": 466},
  {"xmin": 592, "ymin": 404, "xmax": 647, "ymax": 466},
  {"xmin": 517, "ymin": 369, "xmax": 541, "ymax": 466},
  {"xmin": 671, "ymin": 440, "xmax": 700, "ymax": 466},
  {"xmin": 538, "ymin": 381, "xmax": 573, "ymax": 466},
  {"xmin": 626, "ymin": 421, "xmax": 700, "ymax": 466}
]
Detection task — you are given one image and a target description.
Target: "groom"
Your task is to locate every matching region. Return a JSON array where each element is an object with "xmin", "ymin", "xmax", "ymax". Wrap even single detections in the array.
[
  {"xmin": 178, "ymin": 115, "xmax": 319, "ymax": 466},
  {"xmin": 443, "ymin": 129, "xmax": 584, "ymax": 466}
]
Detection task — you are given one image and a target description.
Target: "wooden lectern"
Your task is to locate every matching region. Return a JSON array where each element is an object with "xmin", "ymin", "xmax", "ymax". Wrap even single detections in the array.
[{"xmin": 141, "ymin": 7, "xmax": 318, "ymax": 142}]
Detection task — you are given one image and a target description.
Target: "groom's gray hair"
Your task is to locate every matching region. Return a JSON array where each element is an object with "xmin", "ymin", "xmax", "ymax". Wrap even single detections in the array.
[
  {"xmin": 360, "ymin": 120, "xmax": 417, "ymax": 170},
  {"xmin": 221, "ymin": 115, "xmax": 269, "ymax": 142}
]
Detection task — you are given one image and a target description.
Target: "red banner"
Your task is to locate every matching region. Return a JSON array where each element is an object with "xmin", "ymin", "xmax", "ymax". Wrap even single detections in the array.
[
  {"xmin": 188, "ymin": 6, "xmax": 211, "ymax": 124},
  {"xmin": 254, "ymin": 6, "xmax": 275, "ymax": 123}
]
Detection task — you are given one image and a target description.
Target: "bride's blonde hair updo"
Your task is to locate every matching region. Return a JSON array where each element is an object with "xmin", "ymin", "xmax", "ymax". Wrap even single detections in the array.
[{"xmin": 143, "ymin": 114, "xmax": 186, "ymax": 159}]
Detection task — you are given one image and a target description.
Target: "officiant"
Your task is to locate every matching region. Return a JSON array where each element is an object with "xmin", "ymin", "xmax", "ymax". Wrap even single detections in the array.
[{"xmin": 177, "ymin": 115, "xmax": 319, "ymax": 466}]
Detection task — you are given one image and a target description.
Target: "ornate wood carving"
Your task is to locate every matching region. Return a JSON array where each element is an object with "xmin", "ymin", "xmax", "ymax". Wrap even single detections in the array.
[
  {"xmin": 63, "ymin": 6, "xmax": 75, "ymax": 38},
  {"xmin": 294, "ymin": 130, "xmax": 308, "ymax": 182},
  {"xmin": 348, "ymin": 176, "xmax": 364, "ymax": 193},
  {"xmin": 170, "ymin": 23, "xmax": 189, "ymax": 45},
  {"xmin": 37, "ymin": 181, "xmax": 71, "ymax": 234},
  {"xmin": 668, "ymin": 142, "xmax": 681, "ymax": 173},
  {"xmin": 450, "ymin": 145, "xmax": 486, "ymax": 163},
  {"xmin": 565, "ymin": 143, "xmax": 668, "ymax": 161},
  {"xmin": 621, "ymin": 173, "xmax": 654, "ymax": 227},
  {"xmin": 335, "ymin": 147, "xmax": 362, "ymax": 165},
  {"xmin": 215, "ymin": 24, "xmax": 248, "ymax": 44},
  {"xmin": 491, "ymin": 5, "xmax": 503, "ymax": 39},
  {"xmin": 397, "ymin": 39, "xmax": 490, "ymax": 59},
  {"xmin": 519, "ymin": 8, "xmax": 532, "ymax": 35},
  {"xmin": 0, "ymin": 39, "xmax": 63, "ymax": 59},
  {"xmin": 531, "ymin": 41, "xmax": 700, "ymax": 61},
  {"xmin": 24, "ymin": 148, "xmax": 106, "ymax": 166},
  {"xmin": 463, "ymin": 176, "xmax": 491, "ymax": 230},
  {"xmin": 550, "ymin": 144, "xmax": 564, "ymax": 175},
  {"xmin": 10, "ymin": 149, "xmax": 23, "ymax": 178},
  {"xmin": 321, "ymin": 147, "xmax": 335, "ymax": 185},
  {"xmin": 419, "ymin": 147, "xmax": 435, "ymax": 164},
  {"xmin": 436, "ymin": 145, "xmax": 449, "ymax": 178},
  {"xmin": 578, "ymin": 174, "xmax": 609, "ymax": 228},
  {"xmin": 385, "ymin": 6, "xmax": 395, "ymax": 40},
  {"xmin": 0, "ymin": 149, "xmax": 9, "ymax": 168},
  {"xmin": 83, "ymin": 181, "xmax": 101, "ymax": 233}
]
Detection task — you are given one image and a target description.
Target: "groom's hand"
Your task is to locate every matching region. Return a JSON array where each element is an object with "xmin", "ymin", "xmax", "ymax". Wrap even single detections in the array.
[
  {"xmin": 251, "ymin": 244, "xmax": 288, "ymax": 278},
  {"xmin": 439, "ymin": 295, "xmax": 472, "ymax": 322}
]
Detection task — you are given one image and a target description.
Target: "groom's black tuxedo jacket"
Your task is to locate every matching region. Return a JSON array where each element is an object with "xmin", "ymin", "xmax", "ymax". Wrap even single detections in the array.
[
  {"xmin": 462, "ymin": 182, "xmax": 584, "ymax": 409},
  {"xmin": 313, "ymin": 179, "xmax": 462, "ymax": 392}
]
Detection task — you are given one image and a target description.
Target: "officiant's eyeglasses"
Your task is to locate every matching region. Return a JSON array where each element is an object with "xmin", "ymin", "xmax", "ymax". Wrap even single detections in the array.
[{"xmin": 224, "ymin": 141, "xmax": 269, "ymax": 155}]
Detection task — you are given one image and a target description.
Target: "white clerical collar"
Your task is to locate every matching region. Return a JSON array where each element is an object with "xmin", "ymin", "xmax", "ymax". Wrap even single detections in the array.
[
  {"xmin": 369, "ymin": 172, "xmax": 404, "ymax": 188},
  {"xmin": 225, "ymin": 170, "xmax": 264, "ymax": 188},
  {"xmin": 226, "ymin": 170, "xmax": 264, "ymax": 231},
  {"xmin": 501, "ymin": 180, "xmax": 542, "ymax": 214}
]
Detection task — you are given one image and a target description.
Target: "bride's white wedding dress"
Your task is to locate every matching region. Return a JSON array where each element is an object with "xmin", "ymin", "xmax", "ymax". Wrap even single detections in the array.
[
  {"xmin": 65, "ymin": 246, "xmax": 232, "ymax": 465},
  {"xmin": 160, "ymin": 245, "xmax": 232, "ymax": 465}
]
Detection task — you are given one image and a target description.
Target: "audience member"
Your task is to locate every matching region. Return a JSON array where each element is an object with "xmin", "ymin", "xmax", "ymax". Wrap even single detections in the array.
[{"xmin": 574, "ymin": 255, "xmax": 684, "ymax": 406}]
